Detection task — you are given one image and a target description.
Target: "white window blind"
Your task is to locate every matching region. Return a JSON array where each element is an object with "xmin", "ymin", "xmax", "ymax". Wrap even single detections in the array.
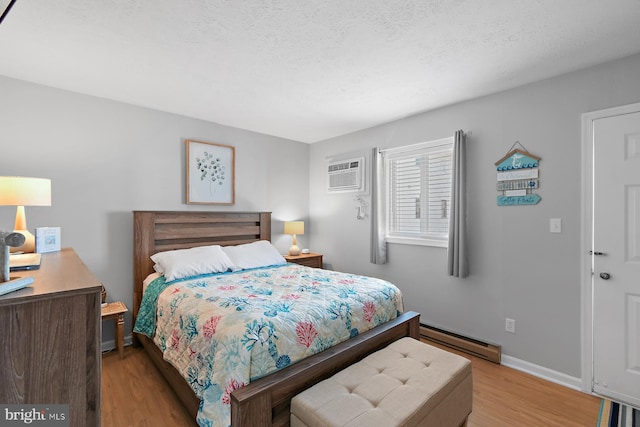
[{"xmin": 384, "ymin": 137, "xmax": 453, "ymax": 247}]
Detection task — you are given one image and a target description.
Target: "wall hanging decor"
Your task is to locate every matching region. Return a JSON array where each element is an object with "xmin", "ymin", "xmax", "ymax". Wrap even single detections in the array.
[
  {"xmin": 495, "ymin": 141, "xmax": 541, "ymax": 206},
  {"xmin": 186, "ymin": 139, "xmax": 235, "ymax": 205}
]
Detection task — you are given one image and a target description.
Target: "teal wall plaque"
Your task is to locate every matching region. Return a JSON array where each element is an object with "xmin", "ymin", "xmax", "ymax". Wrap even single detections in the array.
[
  {"xmin": 495, "ymin": 144, "xmax": 541, "ymax": 206},
  {"xmin": 495, "ymin": 149, "xmax": 541, "ymax": 171},
  {"xmin": 497, "ymin": 194, "xmax": 541, "ymax": 206}
]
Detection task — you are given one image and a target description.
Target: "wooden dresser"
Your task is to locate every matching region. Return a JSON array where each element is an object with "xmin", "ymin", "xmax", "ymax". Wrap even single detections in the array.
[{"xmin": 0, "ymin": 247, "xmax": 102, "ymax": 426}]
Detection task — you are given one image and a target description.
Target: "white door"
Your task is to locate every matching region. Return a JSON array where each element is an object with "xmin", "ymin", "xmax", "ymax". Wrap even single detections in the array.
[{"xmin": 592, "ymin": 109, "xmax": 640, "ymax": 407}]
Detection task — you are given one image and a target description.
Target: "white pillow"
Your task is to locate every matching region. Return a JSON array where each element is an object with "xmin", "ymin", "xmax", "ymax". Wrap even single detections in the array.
[
  {"xmin": 222, "ymin": 240, "xmax": 286, "ymax": 271},
  {"xmin": 150, "ymin": 245, "xmax": 235, "ymax": 281}
]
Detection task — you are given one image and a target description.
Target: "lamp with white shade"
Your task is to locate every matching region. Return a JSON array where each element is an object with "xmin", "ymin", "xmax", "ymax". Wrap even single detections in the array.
[
  {"xmin": 0, "ymin": 176, "xmax": 52, "ymax": 253},
  {"xmin": 284, "ymin": 221, "xmax": 304, "ymax": 256}
]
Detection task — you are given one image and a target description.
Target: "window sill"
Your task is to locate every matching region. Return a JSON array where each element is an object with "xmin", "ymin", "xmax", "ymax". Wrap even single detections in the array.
[{"xmin": 386, "ymin": 236, "xmax": 448, "ymax": 248}]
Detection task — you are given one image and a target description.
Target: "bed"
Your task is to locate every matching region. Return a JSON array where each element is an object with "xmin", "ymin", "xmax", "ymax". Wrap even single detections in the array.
[{"xmin": 132, "ymin": 211, "xmax": 420, "ymax": 427}]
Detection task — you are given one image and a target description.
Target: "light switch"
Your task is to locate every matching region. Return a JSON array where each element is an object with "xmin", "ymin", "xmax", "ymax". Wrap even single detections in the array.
[{"xmin": 550, "ymin": 218, "xmax": 562, "ymax": 233}]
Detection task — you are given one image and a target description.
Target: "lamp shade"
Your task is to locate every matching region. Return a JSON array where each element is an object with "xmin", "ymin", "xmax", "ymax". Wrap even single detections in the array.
[
  {"xmin": 0, "ymin": 177, "xmax": 52, "ymax": 253},
  {"xmin": 284, "ymin": 221, "xmax": 304, "ymax": 235},
  {"xmin": 0, "ymin": 177, "xmax": 51, "ymax": 206}
]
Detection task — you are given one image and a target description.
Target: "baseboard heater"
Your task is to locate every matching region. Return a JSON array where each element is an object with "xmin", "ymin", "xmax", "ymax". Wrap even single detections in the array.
[{"xmin": 420, "ymin": 323, "xmax": 501, "ymax": 364}]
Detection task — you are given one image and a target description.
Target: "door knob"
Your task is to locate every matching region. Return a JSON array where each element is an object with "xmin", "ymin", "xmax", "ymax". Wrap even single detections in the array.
[{"xmin": 599, "ymin": 272, "xmax": 611, "ymax": 280}]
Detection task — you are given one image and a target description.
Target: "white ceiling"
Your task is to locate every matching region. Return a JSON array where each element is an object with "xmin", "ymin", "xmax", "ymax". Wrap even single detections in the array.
[{"xmin": 1, "ymin": 1, "xmax": 640, "ymax": 143}]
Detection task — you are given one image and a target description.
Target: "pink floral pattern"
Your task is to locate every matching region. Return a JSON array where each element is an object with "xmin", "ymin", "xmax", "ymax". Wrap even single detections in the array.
[
  {"xmin": 203, "ymin": 315, "xmax": 221, "ymax": 338},
  {"xmin": 296, "ymin": 321, "xmax": 318, "ymax": 348},
  {"xmin": 170, "ymin": 329, "xmax": 180, "ymax": 349},
  {"xmin": 222, "ymin": 378, "xmax": 245, "ymax": 405},
  {"xmin": 363, "ymin": 301, "xmax": 376, "ymax": 322}
]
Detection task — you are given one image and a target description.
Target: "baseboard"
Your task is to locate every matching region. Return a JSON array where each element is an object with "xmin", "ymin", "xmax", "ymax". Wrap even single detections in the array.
[
  {"xmin": 420, "ymin": 324, "xmax": 501, "ymax": 364},
  {"xmin": 501, "ymin": 354, "xmax": 584, "ymax": 391},
  {"xmin": 101, "ymin": 334, "xmax": 133, "ymax": 353},
  {"xmin": 419, "ymin": 323, "xmax": 584, "ymax": 391}
]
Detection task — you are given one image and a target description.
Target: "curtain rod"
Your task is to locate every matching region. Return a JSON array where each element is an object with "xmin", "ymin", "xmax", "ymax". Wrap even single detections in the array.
[{"xmin": 379, "ymin": 130, "xmax": 469, "ymax": 154}]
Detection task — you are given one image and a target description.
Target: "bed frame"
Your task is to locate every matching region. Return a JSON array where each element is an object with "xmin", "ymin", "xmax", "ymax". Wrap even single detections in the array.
[{"xmin": 133, "ymin": 210, "xmax": 420, "ymax": 427}]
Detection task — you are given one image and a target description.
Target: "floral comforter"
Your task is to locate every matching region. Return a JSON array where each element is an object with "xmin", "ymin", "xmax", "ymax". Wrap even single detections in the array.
[{"xmin": 134, "ymin": 263, "xmax": 403, "ymax": 427}]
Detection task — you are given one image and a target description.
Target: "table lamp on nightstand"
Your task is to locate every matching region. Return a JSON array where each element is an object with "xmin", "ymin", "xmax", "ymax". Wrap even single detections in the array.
[
  {"xmin": 0, "ymin": 176, "xmax": 52, "ymax": 254},
  {"xmin": 284, "ymin": 221, "xmax": 304, "ymax": 256}
]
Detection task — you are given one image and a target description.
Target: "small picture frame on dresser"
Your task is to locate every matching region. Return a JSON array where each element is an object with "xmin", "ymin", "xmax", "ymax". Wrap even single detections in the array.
[{"xmin": 35, "ymin": 227, "xmax": 61, "ymax": 253}]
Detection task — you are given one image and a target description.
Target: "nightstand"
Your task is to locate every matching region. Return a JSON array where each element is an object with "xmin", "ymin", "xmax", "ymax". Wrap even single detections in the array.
[
  {"xmin": 284, "ymin": 253, "xmax": 323, "ymax": 268},
  {"xmin": 102, "ymin": 301, "xmax": 128, "ymax": 359}
]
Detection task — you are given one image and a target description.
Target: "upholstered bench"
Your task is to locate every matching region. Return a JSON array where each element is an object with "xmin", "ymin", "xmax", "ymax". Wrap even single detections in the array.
[{"xmin": 290, "ymin": 337, "xmax": 472, "ymax": 427}]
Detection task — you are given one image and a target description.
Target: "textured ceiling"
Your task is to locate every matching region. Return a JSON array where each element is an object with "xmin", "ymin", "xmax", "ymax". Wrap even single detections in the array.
[{"xmin": 1, "ymin": 1, "xmax": 640, "ymax": 143}]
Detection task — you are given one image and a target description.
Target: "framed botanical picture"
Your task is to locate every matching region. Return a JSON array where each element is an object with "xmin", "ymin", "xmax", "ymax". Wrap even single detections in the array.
[{"xmin": 186, "ymin": 139, "xmax": 235, "ymax": 205}]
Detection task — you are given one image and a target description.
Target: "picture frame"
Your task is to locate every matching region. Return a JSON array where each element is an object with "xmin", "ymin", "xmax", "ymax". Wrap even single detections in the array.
[
  {"xmin": 186, "ymin": 139, "xmax": 235, "ymax": 205},
  {"xmin": 35, "ymin": 226, "xmax": 61, "ymax": 253}
]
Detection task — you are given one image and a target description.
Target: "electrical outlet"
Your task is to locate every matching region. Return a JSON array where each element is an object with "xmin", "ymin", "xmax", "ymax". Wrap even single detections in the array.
[
  {"xmin": 550, "ymin": 218, "xmax": 562, "ymax": 233},
  {"xmin": 505, "ymin": 318, "xmax": 516, "ymax": 333}
]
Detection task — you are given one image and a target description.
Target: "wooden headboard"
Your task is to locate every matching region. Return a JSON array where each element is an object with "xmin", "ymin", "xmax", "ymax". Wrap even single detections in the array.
[{"xmin": 132, "ymin": 211, "xmax": 272, "ymax": 323}]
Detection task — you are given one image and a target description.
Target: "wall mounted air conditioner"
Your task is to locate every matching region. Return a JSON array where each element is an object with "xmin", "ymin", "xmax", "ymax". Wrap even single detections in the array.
[{"xmin": 327, "ymin": 157, "xmax": 364, "ymax": 193}]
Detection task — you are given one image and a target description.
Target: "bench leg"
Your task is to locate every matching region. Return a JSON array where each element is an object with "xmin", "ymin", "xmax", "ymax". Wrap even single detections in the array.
[{"xmin": 116, "ymin": 313, "xmax": 125, "ymax": 359}]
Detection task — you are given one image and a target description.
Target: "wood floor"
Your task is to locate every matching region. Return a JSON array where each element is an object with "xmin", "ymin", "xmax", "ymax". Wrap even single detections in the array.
[{"xmin": 101, "ymin": 342, "xmax": 601, "ymax": 426}]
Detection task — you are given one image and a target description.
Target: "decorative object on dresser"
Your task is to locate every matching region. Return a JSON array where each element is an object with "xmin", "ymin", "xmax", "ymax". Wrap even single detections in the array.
[
  {"xmin": 284, "ymin": 220, "xmax": 304, "ymax": 255},
  {"xmin": 132, "ymin": 210, "xmax": 419, "ymax": 426},
  {"xmin": 284, "ymin": 252, "xmax": 323, "ymax": 268},
  {"xmin": 0, "ymin": 248, "xmax": 102, "ymax": 426},
  {"xmin": 0, "ymin": 176, "xmax": 52, "ymax": 253},
  {"xmin": 9, "ymin": 252, "xmax": 41, "ymax": 272},
  {"xmin": 35, "ymin": 226, "xmax": 61, "ymax": 253},
  {"xmin": 0, "ymin": 231, "xmax": 36, "ymax": 296},
  {"xmin": 0, "ymin": 231, "xmax": 25, "ymax": 283},
  {"xmin": 0, "ymin": 275, "xmax": 34, "ymax": 296},
  {"xmin": 186, "ymin": 139, "xmax": 235, "ymax": 205}
]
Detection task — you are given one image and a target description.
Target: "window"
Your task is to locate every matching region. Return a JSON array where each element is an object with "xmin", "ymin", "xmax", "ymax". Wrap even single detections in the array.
[{"xmin": 384, "ymin": 137, "xmax": 453, "ymax": 247}]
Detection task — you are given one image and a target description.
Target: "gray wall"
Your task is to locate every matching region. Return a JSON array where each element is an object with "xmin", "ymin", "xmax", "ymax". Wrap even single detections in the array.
[
  {"xmin": 0, "ymin": 76, "xmax": 311, "ymax": 342},
  {"xmin": 309, "ymin": 53, "xmax": 640, "ymax": 378}
]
